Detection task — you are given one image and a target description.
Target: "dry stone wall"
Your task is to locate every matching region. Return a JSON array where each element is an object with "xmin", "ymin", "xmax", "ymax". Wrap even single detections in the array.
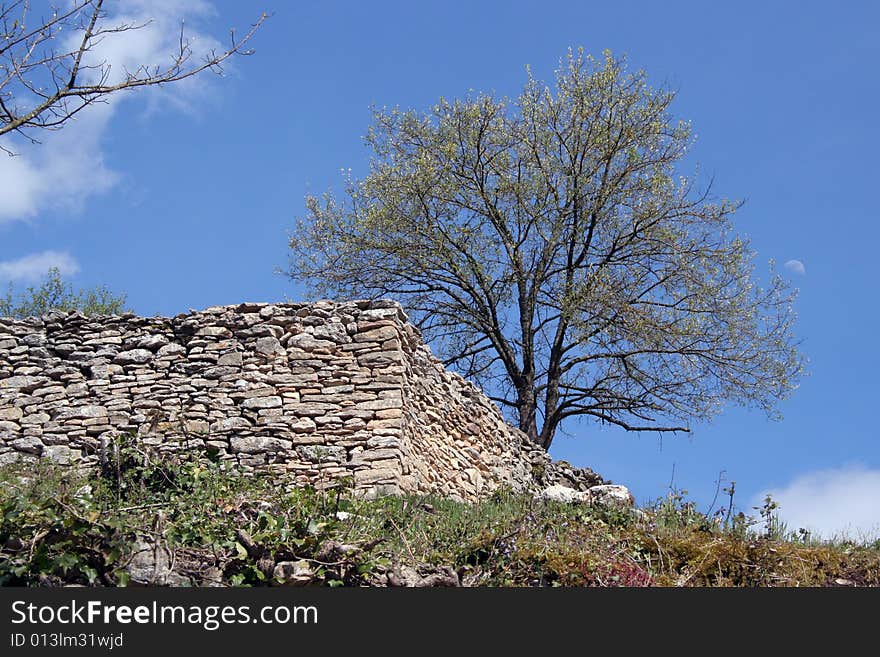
[{"xmin": 0, "ymin": 300, "xmax": 602, "ymax": 500}]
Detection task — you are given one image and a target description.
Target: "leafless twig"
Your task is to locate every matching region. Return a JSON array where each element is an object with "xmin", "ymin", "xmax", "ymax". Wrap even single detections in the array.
[{"xmin": 0, "ymin": 0, "xmax": 267, "ymax": 153}]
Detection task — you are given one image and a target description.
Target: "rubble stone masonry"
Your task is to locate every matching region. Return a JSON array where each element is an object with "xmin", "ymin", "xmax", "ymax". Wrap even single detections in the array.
[{"xmin": 0, "ymin": 300, "xmax": 602, "ymax": 500}]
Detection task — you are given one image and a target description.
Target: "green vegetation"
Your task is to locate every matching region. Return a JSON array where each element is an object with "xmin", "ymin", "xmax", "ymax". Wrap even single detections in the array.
[
  {"xmin": 1, "ymin": 440, "xmax": 877, "ymax": 587},
  {"xmin": 0, "ymin": 267, "xmax": 128, "ymax": 318}
]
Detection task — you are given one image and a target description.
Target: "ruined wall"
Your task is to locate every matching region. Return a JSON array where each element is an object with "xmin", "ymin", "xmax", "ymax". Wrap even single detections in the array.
[{"xmin": 0, "ymin": 300, "xmax": 601, "ymax": 500}]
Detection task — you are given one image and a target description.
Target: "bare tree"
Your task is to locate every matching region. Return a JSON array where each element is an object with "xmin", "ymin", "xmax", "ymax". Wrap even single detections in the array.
[
  {"xmin": 288, "ymin": 49, "xmax": 805, "ymax": 450},
  {"xmin": 0, "ymin": 0, "xmax": 266, "ymax": 154}
]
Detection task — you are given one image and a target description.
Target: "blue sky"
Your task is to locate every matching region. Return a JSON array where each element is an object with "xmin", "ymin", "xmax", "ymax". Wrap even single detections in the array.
[{"xmin": 2, "ymin": 1, "xmax": 878, "ymax": 537}]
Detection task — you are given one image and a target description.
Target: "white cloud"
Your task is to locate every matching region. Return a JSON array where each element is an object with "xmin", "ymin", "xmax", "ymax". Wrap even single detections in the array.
[
  {"xmin": 0, "ymin": 251, "xmax": 80, "ymax": 283},
  {"xmin": 0, "ymin": 102, "xmax": 121, "ymax": 223},
  {"xmin": 756, "ymin": 466, "xmax": 880, "ymax": 540},
  {"xmin": 0, "ymin": 1, "xmax": 223, "ymax": 225},
  {"xmin": 784, "ymin": 259, "xmax": 806, "ymax": 275}
]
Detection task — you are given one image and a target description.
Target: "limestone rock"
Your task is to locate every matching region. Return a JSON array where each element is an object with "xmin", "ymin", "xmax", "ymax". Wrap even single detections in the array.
[
  {"xmin": 211, "ymin": 417, "xmax": 251, "ymax": 431},
  {"xmin": 255, "ymin": 336, "xmax": 285, "ymax": 356},
  {"xmin": 386, "ymin": 564, "xmax": 459, "ymax": 587},
  {"xmin": 156, "ymin": 343, "xmax": 186, "ymax": 357},
  {"xmin": 126, "ymin": 536, "xmax": 189, "ymax": 586},
  {"xmin": 0, "ymin": 406, "xmax": 23, "ymax": 421},
  {"xmin": 273, "ymin": 560, "xmax": 314, "ymax": 585},
  {"xmin": 114, "ymin": 349, "xmax": 153, "ymax": 365},
  {"xmin": 137, "ymin": 335, "xmax": 169, "ymax": 351},
  {"xmin": 230, "ymin": 436, "xmax": 292, "ymax": 454},
  {"xmin": 1, "ymin": 375, "xmax": 46, "ymax": 392},
  {"xmin": 217, "ymin": 352, "xmax": 243, "ymax": 366},
  {"xmin": 11, "ymin": 437, "xmax": 43, "ymax": 454},
  {"xmin": 241, "ymin": 396, "xmax": 282, "ymax": 410},
  {"xmin": 588, "ymin": 484, "xmax": 635, "ymax": 509},
  {"xmin": 44, "ymin": 445, "xmax": 78, "ymax": 464},
  {"xmin": 53, "ymin": 405, "xmax": 108, "ymax": 421},
  {"xmin": 536, "ymin": 484, "xmax": 592, "ymax": 504},
  {"xmin": 289, "ymin": 417, "xmax": 317, "ymax": 433},
  {"xmin": 196, "ymin": 326, "xmax": 232, "ymax": 338},
  {"xmin": 296, "ymin": 445, "xmax": 346, "ymax": 463}
]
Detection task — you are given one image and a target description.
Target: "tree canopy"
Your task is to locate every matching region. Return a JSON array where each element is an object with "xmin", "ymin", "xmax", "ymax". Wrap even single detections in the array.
[
  {"xmin": 287, "ymin": 49, "xmax": 804, "ymax": 450},
  {"xmin": 1, "ymin": 267, "xmax": 127, "ymax": 317}
]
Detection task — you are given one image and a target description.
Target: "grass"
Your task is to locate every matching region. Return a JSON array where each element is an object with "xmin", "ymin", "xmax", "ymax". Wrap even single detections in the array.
[{"xmin": 1, "ymin": 442, "xmax": 878, "ymax": 587}]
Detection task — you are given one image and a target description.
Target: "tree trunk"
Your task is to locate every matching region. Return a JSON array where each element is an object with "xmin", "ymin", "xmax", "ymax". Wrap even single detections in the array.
[
  {"xmin": 539, "ymin": 389, "xmax": 560, "ymax": 450},
  {"xmin": 517, "ymin": 387, "xmax": 541, "ymax": 446},
  {"xmin": 537, "ymin": 417, "xmax": 557, "ymax": 450}
]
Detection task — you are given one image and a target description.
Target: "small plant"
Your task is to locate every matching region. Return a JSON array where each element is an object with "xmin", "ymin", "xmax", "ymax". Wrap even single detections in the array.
[
  {"xmin": 530, "ymin": 461, "xmax": 547, "ymax": 483},
  {"xmin": 755, "ymin": 494, "xmax": 788, "ymax": 540},
  {"xmin": 653, "ymin": 487, "xmax": 713, "ymax": 532}
]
